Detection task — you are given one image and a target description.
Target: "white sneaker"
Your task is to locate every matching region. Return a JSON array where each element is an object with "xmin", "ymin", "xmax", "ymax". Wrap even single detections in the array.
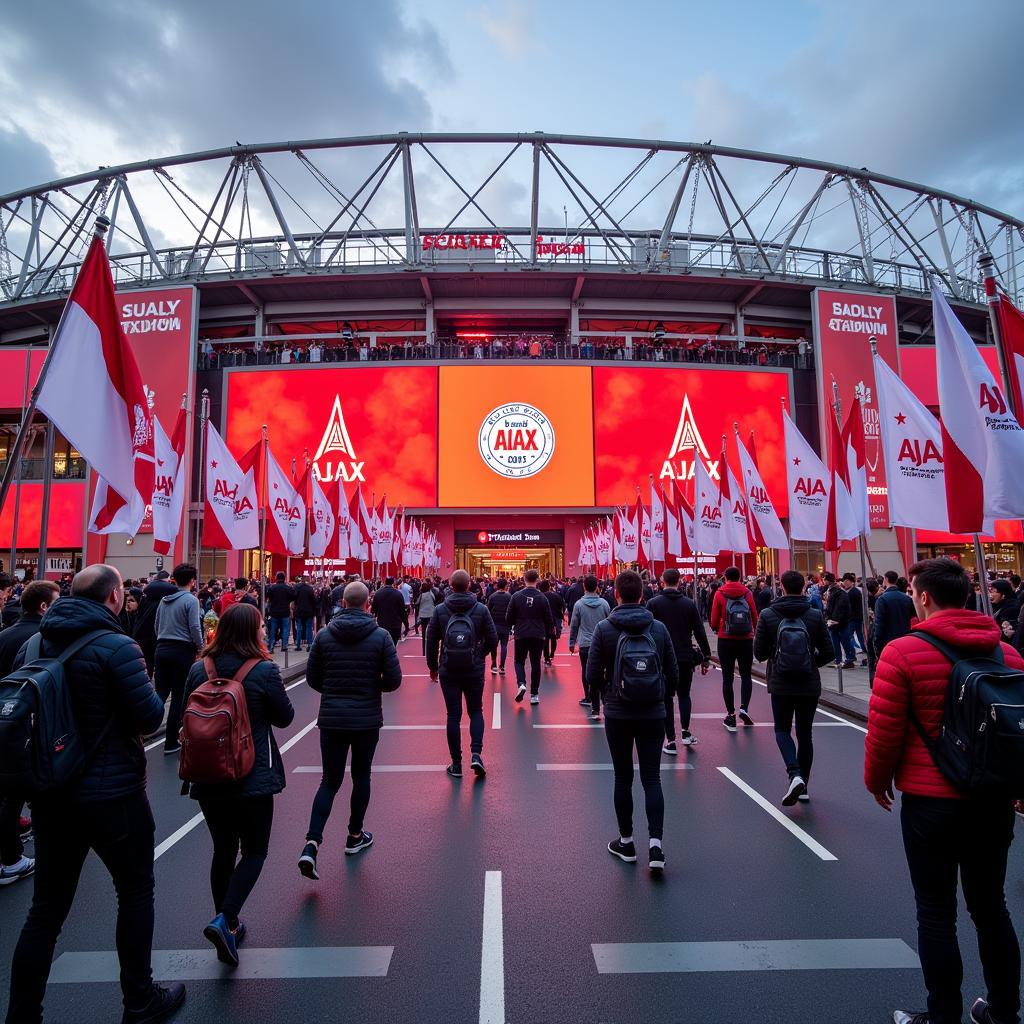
[
  {"xmin": 491, "ymin": 665, "xmax": 498, "ymax": 675},
  {"xmin": 514, "ymin": 683, "xmax": 527, "ymax": 703},
  {"xmin": 0, "ymin": 856, "xmax": 35, "ymax": 886},
  {"xmin": 782, "ymin": 776, "xmax": 806, "ymax": 807},
  {"xmin": 530, "ymin": 694, "xmax": 540, "ymax": 705},
  {"xmin": 678, "ymin": 732, "xmax": 697, "ymax": 746},
  {"xmin": 662, "ymin": 741, "xmax": 678, "ymax": 756}
]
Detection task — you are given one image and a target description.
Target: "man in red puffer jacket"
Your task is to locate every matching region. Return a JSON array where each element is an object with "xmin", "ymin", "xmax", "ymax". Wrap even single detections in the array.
[
  {"xmin": 710, "ymin": 566, "xmax": 759, "ymax": 732},
  {"xmin": 866, "ymin": 557, "xmax": 1022, "ymax": 1024}
]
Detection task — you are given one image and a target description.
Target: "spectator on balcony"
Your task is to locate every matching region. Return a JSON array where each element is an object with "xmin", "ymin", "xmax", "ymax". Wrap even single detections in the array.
[
  {"xmin": 200, "ymin": 339, "xmax": 214, "ymax": 370},
  {"xmin": 359, "ymin": 340, "xmax": 369, "ymax": 361},
  {"xmin": 473, "ymin": 342, "xmax": 484, "ymax": 361},
  {"xmin": 528, "ymin": 337, "xmax": 541, "ymax": 359},
  {"xmin": 280, "ymin": 344, "xmax": 293, "ymax": 365}
]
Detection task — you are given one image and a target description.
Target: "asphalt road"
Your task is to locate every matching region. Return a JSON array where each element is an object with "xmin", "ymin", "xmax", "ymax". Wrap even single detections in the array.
[{"xmin": 2, "ymin": 629, "xmax": 1023, "ymax": 1024}]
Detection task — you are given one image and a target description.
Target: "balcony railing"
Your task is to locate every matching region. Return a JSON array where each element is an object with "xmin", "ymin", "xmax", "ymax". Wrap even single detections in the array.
[{"xmin": 0, "ymin": 457, "xmax": 88, "ymax": 481}]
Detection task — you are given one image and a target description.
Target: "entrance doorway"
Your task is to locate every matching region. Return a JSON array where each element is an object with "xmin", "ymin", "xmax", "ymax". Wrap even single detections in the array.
[{"xmin": 456, "ymin": 545, "xmax": 563, "ymax": 579}]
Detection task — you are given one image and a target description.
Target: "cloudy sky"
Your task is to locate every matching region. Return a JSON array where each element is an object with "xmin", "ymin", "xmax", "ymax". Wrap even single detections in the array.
[{"xmin": 2, "ymin": 0, "xmax": 1022, "ymax": 224}]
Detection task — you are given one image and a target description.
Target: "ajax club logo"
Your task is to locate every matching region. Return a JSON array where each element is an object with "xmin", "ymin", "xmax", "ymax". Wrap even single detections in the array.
[
  {"xmin": 313, "ymin": 395, "xmax": 366, "ymax": 483},
  {"xmin": 660, "ymin": 395, "xmax": 720, "ymax": 481},
  {"xmin": 478, "ymin": 403, "xmax": 555, "ymax": 479}
]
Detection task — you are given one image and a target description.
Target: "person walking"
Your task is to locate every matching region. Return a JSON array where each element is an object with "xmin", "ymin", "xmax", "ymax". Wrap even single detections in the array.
[
  {"xmin": 132, "ymin": 570, "xmax": 176, "ymax": 676},
  {"xmin": 5, "ymin": 565, "xmax": 185, "ymax": 1024},
  {"xmin": 399, "ymin": 577, "xmax": 413, "ymax": 637},
  {"xmin": 416, "ymin": 580, "xmax": 441, "ymax": 655},
  {"xmin": 568, "ymin": 574, "xmax": 612, "ymax": 718},
  {"xmin": 539, "ymin": 579, "xmax": 565, "ymax": 666},
  {"xmin": 585, "ymin": 570, "xmax": 678, "ymax": 873},
  {"xmin": 873, "ymin": 571, "xmax": 915, "ymax": 656},
  {"xmin": 154, "ymin": 564, "xmax": 204, "ymax": 756},
  {"xmin": 264, "ymin": 572, "xmax": 295, "ymax": 653},
  {"xmin": 866, "ymin": 558, "xmax": 1024, "ymax": 1024},
  {"xmin": 291, "ymin": 575, "xmax": 318, "ymax": 652},
  {"xmin": 710, "ymin": 566, "xmax": 758, "ymax": 731},
  {"xmin": 506, "ymin": 568, "xmax": 554, "ymax": 705},
  {"xmin": 486, "ymin": 578, "xmax": 512, "ymax": 675},
  {"xmin": 426, "ymin": 570, "xmax": 498, "ymax": 778},
  {"xmin": 753, "ymin": 570, "xmax": 833, "ymax": 805},
  {"xmin": 842, "ymin": 573, "xmax": 869, "ymax": 666},
  {"xmin": 370, "ymin": 577, "xmax": 406, "ymax": 648},
  {"xmin": 183, "ymin": 604, "xmax": 295, "ymax": 967},
  {"xmin": 822, "ymin": 572, "xmax": 855, "ymax": 668},
  {"xmin": 298, "ymin": 582, "xmax": 401, "ymax": 881},
  {"xmin": 648, "ymin": 568, "xmax": 711, "ymax": 751}
]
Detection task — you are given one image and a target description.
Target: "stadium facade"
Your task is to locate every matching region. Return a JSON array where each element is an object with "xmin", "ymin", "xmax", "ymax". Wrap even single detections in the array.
[{"xmin": 0, "ymin": 133, "xmax": 1021, "ymax": 581}]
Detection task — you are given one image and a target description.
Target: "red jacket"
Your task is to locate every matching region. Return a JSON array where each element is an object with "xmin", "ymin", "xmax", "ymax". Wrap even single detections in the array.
[
  {"xmin": 710, "ymin": 582, "xmax": 758, "ymax": 640},
  {"xmin": 864, "ymin": 609, "xmax": 1024, "ymax": 800}
]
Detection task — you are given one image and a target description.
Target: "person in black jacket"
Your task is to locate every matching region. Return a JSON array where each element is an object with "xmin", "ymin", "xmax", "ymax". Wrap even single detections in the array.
[
  {"xmin": 486, "ymin": 578, "xmax": 512, "ymax": 675},
  {"xmin": 647, "ymin": 569, "xmax": 711, "ymax": 753},
  {"xmin": 298, "ymin": 581, "xmax": 401, "ymax": 881},
  {"xmin": 133, "ymin": 570, "xmax": 176, "ymax": 676},
  {"xmin": 264, "ymin": 572, "xmax": 295, "ymax": 652},
  {"xmin": 370, "ymin": 577, "xmax": 407, "ymax": 647},
  {"xmin": 753, "ymin": 570, "xmax": 833, "ymax": 806},
  {"xmin": 506, "ymin": 568, "xmax": 555, "ymax": 704},
  {"xmin": 585, "ymin": 570, "xmax": 678, "ymax": 873},
  {"xmin": 183, "ymin": 604, "xmax": 295, "ymax": 967},
  {"xmin": 873, "ymin": 571, "xmax": 915, "ymax": 655},
  {"xmin": 822, "ymin": 573, "xmax": 855, "ymax": 668},
  {"xmin": 539, "ymin": 579, "xmax": 565, "ymax": 665},
  {"xmin": 6, "ymin": 565, "xmax": 185, "ymax": 1024},
  {"xmin": 564, "ymin": 577, "xmax": 584, "ymax": 628},
  {"xmin": 426, "ymin": 570, "xmax": 498, "ymax": 778},
  {"xmin": 291, "ymin": 575, "xmax": 318, "ymax": 651}
]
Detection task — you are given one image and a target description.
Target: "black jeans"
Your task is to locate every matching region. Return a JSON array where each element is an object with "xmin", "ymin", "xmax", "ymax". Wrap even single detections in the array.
[
  {"xmin": 439, "ymin": 675, "xmax": 485, "ymax": 761},
  {"xmin": 545, "ymin": 629, "xmax": 560, "ymax": 661},
  {"xmin": 306, "ymin": 728, "xmax": 380, "ymax": 842},
  {"xmin": 154, "ymin": 639, "xmax": 197, "ymax": 751},
  {"xmin": 198, "ymin": 795, "xmax": 274, "ymax": 930},
  {"xmin": 770, "ymin": 694, "xmax": 818, "ymax": 782},
  {"xmin": 514, "ymin": 637, "xmax": 545, "ymax": 694},
  {"xmin": 6, "ymin": 791, "xmax": 156, "ymax": 1023},
  {"xmin": 900, "ymin": 794, "xmax": 1020, "ymax": 1024},
  {"xmin": 578, "ymin": 647, "xmax": 590, "ymax": 699},
  {"xmin": 385, "ymin": 627, "xmax": 401, "ymax": 649},
  {"xmin": 419, "ymin": 618, "xmax": 431, "ymax": 653},
  {"xmin": 717, "ymin": 637, "xmax": 753, "ymax": 714},
  {"xmin": 664, "ymin": 664, "xmax": 695, "ymax": 741},
  {"xmin": 493, "ymin": 627, "xmax": 509, "ymax": 669},
  {"xmin": 0, "ymin": 795, "xmax": 24, "ymax": 865},
  {"xmin": 603, "ymin": 717, "xmax": 665, "ymax": 841}
]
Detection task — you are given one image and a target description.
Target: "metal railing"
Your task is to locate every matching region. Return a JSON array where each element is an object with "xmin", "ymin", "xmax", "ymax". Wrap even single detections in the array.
[{"xmin": 0, "ymin": 456, "xmax": 87, "ymax": 481}]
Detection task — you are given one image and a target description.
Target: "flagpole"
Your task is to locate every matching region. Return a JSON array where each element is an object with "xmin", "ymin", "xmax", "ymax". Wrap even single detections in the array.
[
  {"xmin": 194, "ymin": 388, "xmax": 209, "ymax": 582},
  {"xmin": 259, "ymin": 424, "xmax": 268, "ymax": 615},
  {"xmin": 979, "ymin": 252, "xmax": 1016, "ymax": 417},
  {"xmin": 9, "ymin": 350, "xmax": 32, "ymax": 576},
  {"xmin": 37, "ymin": 419, "xmax": 55, "ymax": 579}
]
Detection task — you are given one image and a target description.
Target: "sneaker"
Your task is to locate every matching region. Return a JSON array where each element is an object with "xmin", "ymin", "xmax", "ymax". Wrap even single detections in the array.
[
  {"xmin": 18, "ymin": 815, "xmax": 32, "ymax": 840},
  {"xmin": 783, "ymin": 776, "xmax": 807, "ymax": 807},
  {"xmin": 892, "ymin": 1013, "xmax": 929, "ymax": 1024},
  {"xmin": 842, "ymin": 660, "xmax": 856, "ymax": 669},
  {"xmin": 679, "ymin": 731, "xmax": 697, "ymax": 746},
  {"xmin": 298, "ymin": 841, "xmax": 320, "ymax": 880},
  {"xmin": 723, "ymin": 714, "xmax": 737, "ymax": 733},
  {"xmin": 589, "ymin": 712, "xmax": 601, "ymax": 721},
  {"xmin": 579, "ymin": 698, "xmax": 592, "ymax": 707},
  {"xmin": 798, "ymin": 792, "xmax": 810, "ymax": 803},
  {"xmin": 544, "ymin": 659, "xmax": 552, "ymax": 667},
  {"xmin": 738, "ymin": 708, "xmax": 754, "ymax": 727},
  {"xmin": 515, "ymin": 683, "xmax": 527, "ymax": 703},
  {"xmin": 163, "ymin": 744, "xmax": 181, "ymax": 756},
  {"xmin": 233, "ymin": 920, "xmax": 247, "ymax": 946},
  {"xmin": 121, "ymin": 983, "xmax": 187, "ymax": 1024},
  {"xmin": 203, "ymin": 912, "xmax": 239, "ymax": 966},
  {"xmin": 970, "ymin": 998, "xmax": 1002, "ymax": 1024},
  {"xmin": 447, "ymin": 762, "xmax": 463, "ymax": 778},
  {"xmin": 0, "ymin": 856, "xmax": 34, "ymax": 886},
  {"xmin": 663, "ymin": 740, "xmax": 678, "ymax": 756},
  {"xmin": 530, "ymin": 694, "xmax": 540, "ymax": 705},
  {"xmin": 649, "ymin": 845, "xmax": 665, "ymax": 873},
  {"xmin": 607, "ymin": 838, "xmax": 637, "ymax": 863},
  {"xmin": 345, "ymin": 831, "xmax": 374, "ymax": 855},
  {"xmin": 471, "ymin": 754, "xmax": 486, "ymax": 778},
  {"xmin": 491, "ymin": 665, "xmax": 498, "ymax": 675},
  {"xmin": 499, "ymin": 664, "xmax": 506, "ymax": 674}
]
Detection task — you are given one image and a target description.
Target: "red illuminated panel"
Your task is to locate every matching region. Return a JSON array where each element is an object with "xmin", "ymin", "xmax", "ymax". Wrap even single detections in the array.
[
  {"xmin": 593, "ymin": 366, "xmax": 791, "ymax": 514},
  {"xmin": 898, "ymin": 345, "xmax": 1001, "ymax": 409},
  {"xmin": 0, "ymin": 482, "xmax": 85, "ymax": 549},
  {"xmin": 225, "ymin": 366, "xmax": 438, "ymax": 506},
  {"xmin": 0, "ymin": 351, "xmax": 46, "ymax": 409}
]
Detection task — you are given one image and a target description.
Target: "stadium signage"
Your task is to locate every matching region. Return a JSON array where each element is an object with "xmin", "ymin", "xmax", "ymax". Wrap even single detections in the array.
[
  {"xmin": 455, "ymin": 530, "xmax": 564, "ymax": 544},
  {"xmin": 422, "ymin": 233, "xmax": 506, "ymax": 251},
  {"xmin": 536, "ymin": 235, "xmax": 584, "ymax": 256}
]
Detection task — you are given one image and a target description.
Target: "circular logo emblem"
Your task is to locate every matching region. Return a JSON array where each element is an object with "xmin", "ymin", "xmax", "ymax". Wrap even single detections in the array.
[
  {"xmin": 477, "ymin": 531, "xmax": 490, "ymax": 544},
  {"xmin": 478, "ymin": 403, "xmax": 555, "ymax": 479}
]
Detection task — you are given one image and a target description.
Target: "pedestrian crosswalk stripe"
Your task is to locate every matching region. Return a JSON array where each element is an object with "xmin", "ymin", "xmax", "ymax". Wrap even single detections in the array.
[
  {"xmin": 537, "ymin": 763, "xmax": 694, "ymax": 771},
  {"xmin": 293, "ymin": 764, "xmax": 448, "ymax": 773}
]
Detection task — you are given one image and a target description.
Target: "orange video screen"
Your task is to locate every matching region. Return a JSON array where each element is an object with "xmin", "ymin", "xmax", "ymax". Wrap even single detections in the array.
[
  {"xmin": 438, "ymin": 365, "xmax": 595, "ymax": 507},
  {"xmin": 593, "ymin": 366, "xmax": 791, "ymax": 513},
  {"xmin": 225, "ymin": 366, "xmax": 438, "ymax": 506}
]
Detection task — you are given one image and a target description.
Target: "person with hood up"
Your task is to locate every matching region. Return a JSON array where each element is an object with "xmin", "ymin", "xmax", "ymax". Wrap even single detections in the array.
[
  {"xmin": 567, "ymin": 574, "xmax": 611, "ymax": 718},
  {"xmin": 154, "ymin": 564, "xmax": 204, "ymax": 755},
  {"xmin": 426, "ymin": 570, "xmax": 498, "ymax": 779},
  {"xmin": 710, "ymin": 566, "xmax": 759, "ymax": 731},
  {"xmin": 297, "ymin": 581, "xmax": 401, "ymax": 882}
]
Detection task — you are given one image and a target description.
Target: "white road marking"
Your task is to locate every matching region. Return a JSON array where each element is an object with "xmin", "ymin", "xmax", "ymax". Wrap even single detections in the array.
[
  {"xmin": 492, "ymin": 692, "xmax": 502, "ymax": 729},
  {"xmin": 279, "ymin": 718, "xmax": 318, "ymax": 754},
  {"xmin": 285, "ymin": 676, "xmax": 306, "ymax": 691},
  {"xmin": 382, "ymin": 724, "xmax": 446, "ymax": 730},
  {"xmin": 717, "ymin": 766, "xmax": 837, "ymax": 862},
  {"xmin": 537, "ymin": 763, "xmax": 694, "ymax": 771},
  {"xmin": 293, "ymin": 765, "xmax": 448, "ymax": 773},
  {"xmin": 533, "ymin": 724, "xmax": 602, "ymax": 729},
  {"xmin": 814, "ymin": 706, "xmax": 869, "ymax": 734},
  {"xmin": 480, "ymin": 871, "xmax": 505, "ymax": 1024}
]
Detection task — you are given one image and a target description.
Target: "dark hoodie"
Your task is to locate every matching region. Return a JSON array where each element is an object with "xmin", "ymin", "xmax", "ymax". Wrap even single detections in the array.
[
  {"xmin": 585, "ymin": 604, "xmax": 678, "ymax": 721},
  {"xmin": 425, "ymin": 591, "xmax": 498, "ymax": 678},
  {"xmin": 752, "ymin": 594, "xmax": 833, "ymax": 696},
  {"xmin": 306, "ymin": 607, "xmax": 402, "ymax": 730},
  {"xmin": 647, "ymin": 589, "xmax": 710, "ymax": 666}
]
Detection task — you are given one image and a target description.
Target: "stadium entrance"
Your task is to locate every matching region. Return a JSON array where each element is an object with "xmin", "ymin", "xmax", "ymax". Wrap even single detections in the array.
[{"xmin": 455, "ymin": 544, "xmax": 563, "ymax": 578}]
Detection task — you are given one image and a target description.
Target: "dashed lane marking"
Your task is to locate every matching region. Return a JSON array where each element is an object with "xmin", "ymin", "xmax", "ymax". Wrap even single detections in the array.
[
  {"xmin": 537, "ymin": 763, "xmax": 694, "ymax": 771},
  {"xmin": 480, "ymin": 871, "xmax": 505, "ymax": 1024},
  {"xmin": 493, "ymin": 692, "xmax": 502, "ymax": 729},
  {"xmin": 293, "ymin": 765, "xmax": 449, "ymax": 773}
]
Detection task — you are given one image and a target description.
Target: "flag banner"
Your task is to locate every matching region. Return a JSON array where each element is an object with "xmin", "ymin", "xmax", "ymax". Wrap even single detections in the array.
[
  {"xmin": 204, "ymin": 422, "xmax": 259, "ymax": 550},
  {"xmin": 825, "ymin": 409, "xmax": 859, "ymax": 551},
  {"xmin": 692, "ymin": 457, "xmax": 723, "ymax": 555},
  {"xmin": 353, "ymin": 489, "xmax": 371, "ymax": 562},
  {"xmin": 991, "ymin": 282, "xmax": 1024, "ymax": 416},
  {"xmin": 650, "ymin": 480, "xmax": 666, "ymax": 561},
  {"xmin": 735, "ymin": 430, "xmax": 788, "ymax": 549},
  {"xmin": 667, "ymin": 480, "xmax": 693, "ymax": 556},
  {"xmin": 372, "ymin": 498, "xmax": 395, "ymax": 567},
  {"xmin": 152, "ymin": 408, "xmax": 187, "ymax": 555},
  {"xmin": 615, "ymin": 504, "xmax": 638, "ymax": 562},
  {"xmin": 265, "ymin": 447, "xmax": 306, "ymax": 557},
  {"xmin": 638, "ymin": 497, "xmax": 652, "ymax": 567},
  {"xmin": 39, "ymin": 234, "xmax": 154, "ymax": 535},
  {"xmin": 784, "ymin": 409, "xmax": 853, "ymax": 543},
  {"xmin": 308, "ymin": 474, "xmax": 336, "ymax": 559},
  {"xmin": 841, "ymin": 397, "xmax": 871, "ymax": 537},
  {"xmin": 336, "ymin": 483, "xmax": 352, "ymax": 560},
  {"xmin": 720, "ymin": 466, "xmax": 752, "ymax": 555},
  {"xmin": 934, "ymin": 285, "xmax": 1024, "ymax": 530}
]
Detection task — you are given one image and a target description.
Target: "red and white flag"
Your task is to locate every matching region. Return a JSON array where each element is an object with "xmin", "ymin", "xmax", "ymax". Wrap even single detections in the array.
[
  {"xmin": 265, "ymin": 447, "xmax": 306, "ymax": 557},
  {"xmin": 720, "ymin": 464, "xmax": 752, "ymax": 555},
  {"xmin": 784, "ymin": 408, "xmax": 855, "ymax": 543},
  {"xmin": 934, "ymin": 284, "xmax": 1024, "ymax": 530},
  {"xmin": 203, "ymin": 422, "xmax": 259, "ymax": 550},
  {"xmin": 825, "ymin": 410, "xmax": 859, "ymax": 552},
  {"xmin": 988, "ymin": 279, "xmax": 1024, "ymax": 418},
  {"xmin": 841, "ymin": 397, "xmax": 871, "ymax": 537},
  {"xmin": 39, "ymin": 234, "xmax": 154, "ymax": 535},
  {"xmin": 308, "ymin": 475, "xmax": 336, "ymax": 559},
  {"xmin": 152, "ymin": 406, "xmax": 188, "ymax": 555},
  {"xmin": 615, "ymin": 504, "xmax": 638, "ymax": 562},
  {"xmin": 372, "ymin": 497, "xmax": 395, "ymax": 567},
  {"xmin": 692, "ymin": 457, "xmax": 723, "ymax": 555},
  {"xmin": 650, "ymin": 479, "xmax": 666, "ymax": 561},
  {"xmin": 735, "ymin": 429, "xmax": 787, "ymax": 549},
  {"xmin": 668, "ymin": 480, "xmax": 694, "ymax": 556}
]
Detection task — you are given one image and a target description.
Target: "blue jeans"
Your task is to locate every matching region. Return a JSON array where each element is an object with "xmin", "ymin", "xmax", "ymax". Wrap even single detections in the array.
[
  {"xmin": 850, "ymin": 621, "xmax": 866, "ymax": 656},
  {"xmin": 269, "ymin": 616, "xmax": 290, "ymax": 650},
  {"xmin": 295, "ymin": 618, "xmax": 313, "ymax": 649},
  {"xmin": 829, "ymin": 624, "xmax": 855, "ymax": 664}
]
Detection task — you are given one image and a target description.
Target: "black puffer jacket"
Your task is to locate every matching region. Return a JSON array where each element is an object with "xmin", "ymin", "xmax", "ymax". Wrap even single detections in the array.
[
  {"xmin": 307, "ymin": 608, "xmax": 402, "ymax": 730},
  {"xmin": 753, "ymin": 595, "xmax": 833, "ymax": 696},
  {"xmin": 183, "ymin": 654, "xmax": 295, "ymax": 800},
  {"xmin": 14, "ymin": 597, "xmax": 163, "ymax": 801},
  {"xmin": 426, "ymin": 592, "xmax": 498, "ymax": 679},
  {"xmin": 486, "ymin": 589, "xmax": 512, "ymax": 629},
  {"xmin": 585, "ymin": 604, "xmax": 677, "ymax": 721},
  {"xmin": 647, "ymin": 589, "xmax": 710, "ymax": 667}
]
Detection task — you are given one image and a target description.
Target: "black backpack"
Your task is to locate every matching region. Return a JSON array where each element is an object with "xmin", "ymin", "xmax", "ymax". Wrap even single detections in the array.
[
  {"xmin": 910, "ymin": 633, "xmax": 1024, "ymax": 795},
  {"xmin": 442, "ymin": 611, "xmax": 477, "ymax": 674},
  {"xmin": 725, "ymin": 595, "xmax": 752, "ymax": 636},
  {"xmin": 773, "ymin": 616, "xmax": 814, "ymax": 680},
  {"xmin": 612, "ymin": 629, "xmax": 664, "ymax": 703},
  {"xmin": 0, "ymin": 629, "xmax": 113, "ymax": 795}
]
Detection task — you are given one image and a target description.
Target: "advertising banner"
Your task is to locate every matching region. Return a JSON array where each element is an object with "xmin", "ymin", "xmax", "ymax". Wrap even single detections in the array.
[
  {"xmin": 592, "ymin": 366, "xmax": 790, "ymax": 514},
  {"xmin": 225, "ymin": 365, "xmax": 439, "ymax": 508},
  {"xmin": 813, "ymin": 289, "xmax": 899, "ymax": 528},
  {"xmin": 438, "ymin": 366, "xmax": 595, "ymax": 508}
]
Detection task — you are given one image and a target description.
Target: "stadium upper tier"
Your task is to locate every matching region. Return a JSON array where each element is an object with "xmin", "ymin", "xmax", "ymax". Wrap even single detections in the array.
[{"xmin": 1, "ymin": 133, "xmax": 1021, "ymax": 313}]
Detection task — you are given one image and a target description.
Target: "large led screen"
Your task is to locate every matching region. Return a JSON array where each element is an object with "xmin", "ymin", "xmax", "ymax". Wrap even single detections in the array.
[
  {"xmin": 438, "ymin": 365, "xmax": 595, "ymax": 507},
  {"xmin": 593, "ymin": 366, "xmax": 791, "ymax": 513},
  {"xmin": 225, "ymin": 366, "xmax": 439, "ymax": 507}
]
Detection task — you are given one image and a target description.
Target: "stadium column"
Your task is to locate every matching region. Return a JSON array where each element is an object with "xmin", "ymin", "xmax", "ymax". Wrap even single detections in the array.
[
  {"xmin": 570, "ymin": 300, "xmax": 579, "ymax": 353},
  {"xmin": 425, "ymin": 302, "xmax": 434, "ymax": 352}
]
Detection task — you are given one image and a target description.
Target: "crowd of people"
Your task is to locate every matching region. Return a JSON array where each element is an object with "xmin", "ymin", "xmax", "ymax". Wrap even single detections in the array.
[{"xmin": 0, "ymin": 556, "xmax": 1020, "ymax": 1024}]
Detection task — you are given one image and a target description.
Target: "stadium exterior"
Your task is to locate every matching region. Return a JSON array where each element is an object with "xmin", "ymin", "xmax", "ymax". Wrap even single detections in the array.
[{"xmin": 1, "ymin": 133, "xmax": 1022, "ymax": 582}]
